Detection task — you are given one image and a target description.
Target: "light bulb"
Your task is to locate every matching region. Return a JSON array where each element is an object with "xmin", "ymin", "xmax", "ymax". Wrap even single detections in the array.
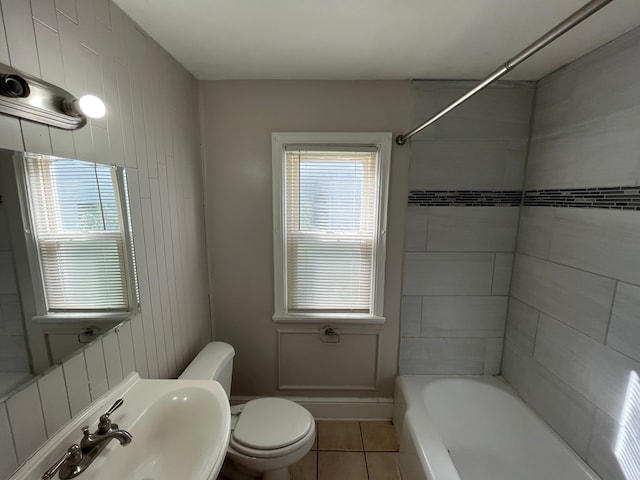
[{"xmin": 78, "ymin": 95, "xmax": 106, "ymax": 119}]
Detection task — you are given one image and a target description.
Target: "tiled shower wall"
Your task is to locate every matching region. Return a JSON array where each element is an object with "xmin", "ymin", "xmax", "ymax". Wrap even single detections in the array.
[
  {"xmin": 0, "ymin": 1, "xmax": 210, "ymax": 478},
  {"xmin": 502, "ymin": 26, "xmax": 640, "ymax": 480},
  {"xmin": 400, "ymin": 81, "xmax": 535, "ymax": 375}
]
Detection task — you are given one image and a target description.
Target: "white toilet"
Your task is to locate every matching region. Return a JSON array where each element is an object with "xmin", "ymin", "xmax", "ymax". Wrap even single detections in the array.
[{"xmin": 179, "ymin": 342, "xmax": 315, "ymax": 480}]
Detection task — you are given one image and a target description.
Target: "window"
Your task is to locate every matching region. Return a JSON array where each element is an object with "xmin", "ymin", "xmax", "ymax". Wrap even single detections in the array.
[
  {"xmin": 272, "ymin": 133, "xmax": 391, "ymax": 322},
  {"xmin": 20, "ymin": 154, "xmax": 138, "ymax": 317}
]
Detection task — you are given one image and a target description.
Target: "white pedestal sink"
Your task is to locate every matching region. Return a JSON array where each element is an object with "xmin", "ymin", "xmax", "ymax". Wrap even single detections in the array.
[{"xmin": 10, "ymin": 373, "xmax": 230, "ymax": 480}]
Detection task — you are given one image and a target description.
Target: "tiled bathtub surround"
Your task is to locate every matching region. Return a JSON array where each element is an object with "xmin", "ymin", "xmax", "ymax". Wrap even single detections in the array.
[
  {"xmin": 0, "ymin": 1, "xmax": 210, "ymax": 478},
  {"xmin": 400, "ymin": 80, "xmax": 535, "ymax": 375},
  {"xmin": 503, "ymin": 26, "xmax": 640, "ymax": 480}
]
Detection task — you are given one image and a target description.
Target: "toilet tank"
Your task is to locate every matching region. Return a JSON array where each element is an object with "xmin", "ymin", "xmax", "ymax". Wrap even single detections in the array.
[{"xmin": 178, "ymin": 342, "xmax": 235, "ymax": 397}]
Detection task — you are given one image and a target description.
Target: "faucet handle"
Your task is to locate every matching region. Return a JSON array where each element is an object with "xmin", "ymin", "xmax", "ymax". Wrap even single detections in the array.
[
  {"xmin": 41, "ymin": 444, "xmax": 81, "ymax": 480},
  {"xmin": 98, "ymin": 399, "xmax": 123, "ymax": 433},
  {"xmin": 104, "ymin": 398, "xmax": 124, "ymax": 417}
]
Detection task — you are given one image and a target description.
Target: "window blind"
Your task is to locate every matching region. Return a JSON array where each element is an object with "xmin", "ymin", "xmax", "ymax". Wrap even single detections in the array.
[
  {"xmin": 284, "ymin": 148, "xmax": 379, "ymax": 313},
  {"xmin": 25, "ymin": 155, "xmax": 131, "ymax": 312}
]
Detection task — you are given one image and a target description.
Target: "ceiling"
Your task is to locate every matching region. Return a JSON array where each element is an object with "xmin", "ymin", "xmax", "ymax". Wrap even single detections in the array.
[{"xmin": 114, "ymin": 0, "xmax": 640, "ymax": 81}]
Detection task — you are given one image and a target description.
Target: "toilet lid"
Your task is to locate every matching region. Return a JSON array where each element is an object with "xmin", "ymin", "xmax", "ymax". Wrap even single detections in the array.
[{"xmin": 232, "ymin": 398, "xmax": 313, "ymax": 450}]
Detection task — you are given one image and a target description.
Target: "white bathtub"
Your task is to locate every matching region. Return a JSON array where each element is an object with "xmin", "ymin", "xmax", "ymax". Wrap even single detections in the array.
[{"xmin": 393, "ymin": 376, "xmax": 600, "ymax": 480}]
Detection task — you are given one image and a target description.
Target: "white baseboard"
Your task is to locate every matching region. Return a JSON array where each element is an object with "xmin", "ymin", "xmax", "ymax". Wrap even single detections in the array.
[{"xmin": 230, "ymin": 395, "xmax": 394, "ymax": 420}]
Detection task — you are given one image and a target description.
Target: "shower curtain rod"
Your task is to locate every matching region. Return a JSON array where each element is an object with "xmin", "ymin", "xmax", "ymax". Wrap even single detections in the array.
[{"xmin": 396, "ymin": 0, "xmax": 615, "ymax": 145}]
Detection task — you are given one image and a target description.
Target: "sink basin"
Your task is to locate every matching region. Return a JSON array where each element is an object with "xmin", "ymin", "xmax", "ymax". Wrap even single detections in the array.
[{"xmin": 10, "ymin": 373, "xmax": 230, "ymax": 480}]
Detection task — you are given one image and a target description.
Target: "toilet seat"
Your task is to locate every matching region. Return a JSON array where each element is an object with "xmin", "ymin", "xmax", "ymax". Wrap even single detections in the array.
[{"xmin": 229, "ymin": 398, "xmax": 314, "ymax": 458}]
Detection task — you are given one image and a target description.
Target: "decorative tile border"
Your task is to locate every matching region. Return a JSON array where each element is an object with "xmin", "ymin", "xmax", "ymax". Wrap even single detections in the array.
[
  {"xmin": 524, "ymin": 186, "xmax": 640, "ymax": 210},
  {"xmin": 408, "ymin": 187, "xmax": 640, "ymax": 210},
  {"xmin": 408, "ymin": 190, "xmax": 522, "ymax": 206}
]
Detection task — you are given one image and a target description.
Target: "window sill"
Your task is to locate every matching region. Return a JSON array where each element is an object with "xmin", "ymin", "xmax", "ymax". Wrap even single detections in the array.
[
  {"xmin": 33, "ymin": 312, "xmax": 135, "ymax": 333},
  {"xmin": 272, "ymin": 313, "xmax": 386, "ymax": 325}
]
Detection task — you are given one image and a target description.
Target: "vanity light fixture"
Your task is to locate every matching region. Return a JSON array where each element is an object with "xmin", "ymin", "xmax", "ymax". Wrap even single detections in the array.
[{"xmin": 0, "ymin": 62, "xmax": 105, "ymax": 129}]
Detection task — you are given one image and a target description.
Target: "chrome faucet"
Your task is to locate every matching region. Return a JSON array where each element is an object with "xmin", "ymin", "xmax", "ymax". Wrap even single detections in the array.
[
  {"xmin": 41, "ymin": 399, "xmax": 133, "ymax": 480},
  {"xmin": 79, "ymin": 427, "xmax": 133, "ymax": 450},
  {"xmin": 79, "ymin": 398, "xmax": 133, "ymax": 450}
]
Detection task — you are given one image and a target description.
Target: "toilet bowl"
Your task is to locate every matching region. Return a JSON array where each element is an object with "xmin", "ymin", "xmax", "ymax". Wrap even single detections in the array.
[
  {"xmin": 226, "ymin": 398, "xmax": 315, "ymax": 480},
  {"xmin": 179, "ymin": 342, "xmax": 315, "ymax": 480}
]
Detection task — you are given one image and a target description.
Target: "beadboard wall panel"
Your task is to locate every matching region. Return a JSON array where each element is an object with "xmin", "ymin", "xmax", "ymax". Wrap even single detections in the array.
[{"xmin": 0, "ymin": 1, "xmax": 210, "ymax": 478}]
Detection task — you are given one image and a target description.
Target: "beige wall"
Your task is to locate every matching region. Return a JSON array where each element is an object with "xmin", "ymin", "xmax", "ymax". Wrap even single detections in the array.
[
  {"xmin": 0, "ymin": 2, "xmax": 210, "ymax": 477},
  {"xmin": 200, "ymin": 80, "xmax": 411, "ymax": 399}
]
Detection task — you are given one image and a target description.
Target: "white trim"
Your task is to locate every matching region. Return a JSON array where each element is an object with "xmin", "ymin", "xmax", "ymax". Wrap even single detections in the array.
[
  {"xmin": 271, "ymin": 134, "xmax": 287, "ymax": 317},
  {"xmin": 272, "ymin": 313, "xmax": 386, "ymax": 324},
  {"xmin": 116, "ymin": 167, "xmax": 140, "ymax": 311},
  {"xmin": 230, "ymin": 394, "xmax": 394, "ymax": 420},
  {"xmin": 32, "ymin": 311, "xmax": 136, "ymax": 323},
  {"xmin": 13, "ymin": 153, "xmax": 48, "ymax": 315},
  {"xmin": 372, "ymin": 134, "xmax": 391, "ymax": 316},
  {"xmin": 271, "ymin": 132, "xmax": 392, "ymax": 322},
  {"xmin": 33, "ymin": 312, "xmax": 134, "ymax": 335}
]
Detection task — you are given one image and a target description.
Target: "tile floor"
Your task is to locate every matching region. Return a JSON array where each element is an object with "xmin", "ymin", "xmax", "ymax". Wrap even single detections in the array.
[{"xmin": 289, "ymin": 420, "xmax": 401, "ymax": 480}]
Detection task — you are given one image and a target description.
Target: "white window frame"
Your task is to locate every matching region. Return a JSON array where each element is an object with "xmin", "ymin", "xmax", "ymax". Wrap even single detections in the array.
[
  {"xmin": 14, "ymin": 153, "xmax": 139, "ymax": 324},
  {"xmin": 272, "ymin": 132, "xmax": 391, "ymax": 324}
]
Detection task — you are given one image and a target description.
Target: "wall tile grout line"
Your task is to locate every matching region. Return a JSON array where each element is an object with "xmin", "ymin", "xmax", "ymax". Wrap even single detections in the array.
[
  {"xmin": 1, "ymin": 401, "xmax": 19, "ymax": 475},
  {"xmin": 510, "ymin": 292, "xmax": 609, "ymax": 345},
  {"xmin": 26, "ymin": 0, "xmax": 41, "ymax": 79},
  {"xmin": 511, "ymin": 342, "xmax": 597, "ymax": 412},
  {"xmin": 34, "ymin": 381, "xmax": 49, "ymax": 439},
  {"xmin": 584, "ymin": 408, "xmax": 599, "ymax": 467},
  {"xmin": 515, "ymin": 251, "xmax": 640, "ymax": 287},
  {"xmin": 115, "ymin": 328, "xmax": 126, "ymax": 381},
  {"xmin": 60, "ymin": 358, "xmax": 78, "ymax": 417},
  {"xmin": 530, "ymin": 310, "xmax": 541, "ymax": 359},
  {"xmin": 418, "ymin": 296, "xmax": 424, "ymax": 337},
  {"xmin": 530, "ymin": 304, "xmax": 640, "ymax": 366},
  {"xmin": 489, "ymin": 253, "xmax": 497, "ymax": 295},
  {"xmin": 508, "ymin": 289, "xmax": 640, "ymax": 364},
  {"xmin": 602, "ymin": 280, "xmax": 619, "ymax": 347}
]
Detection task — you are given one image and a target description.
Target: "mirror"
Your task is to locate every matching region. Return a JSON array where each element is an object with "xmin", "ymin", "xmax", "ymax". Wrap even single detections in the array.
[{"xmin": 0, "ymin": 147, "xmax": 137, "ymax": 399}]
